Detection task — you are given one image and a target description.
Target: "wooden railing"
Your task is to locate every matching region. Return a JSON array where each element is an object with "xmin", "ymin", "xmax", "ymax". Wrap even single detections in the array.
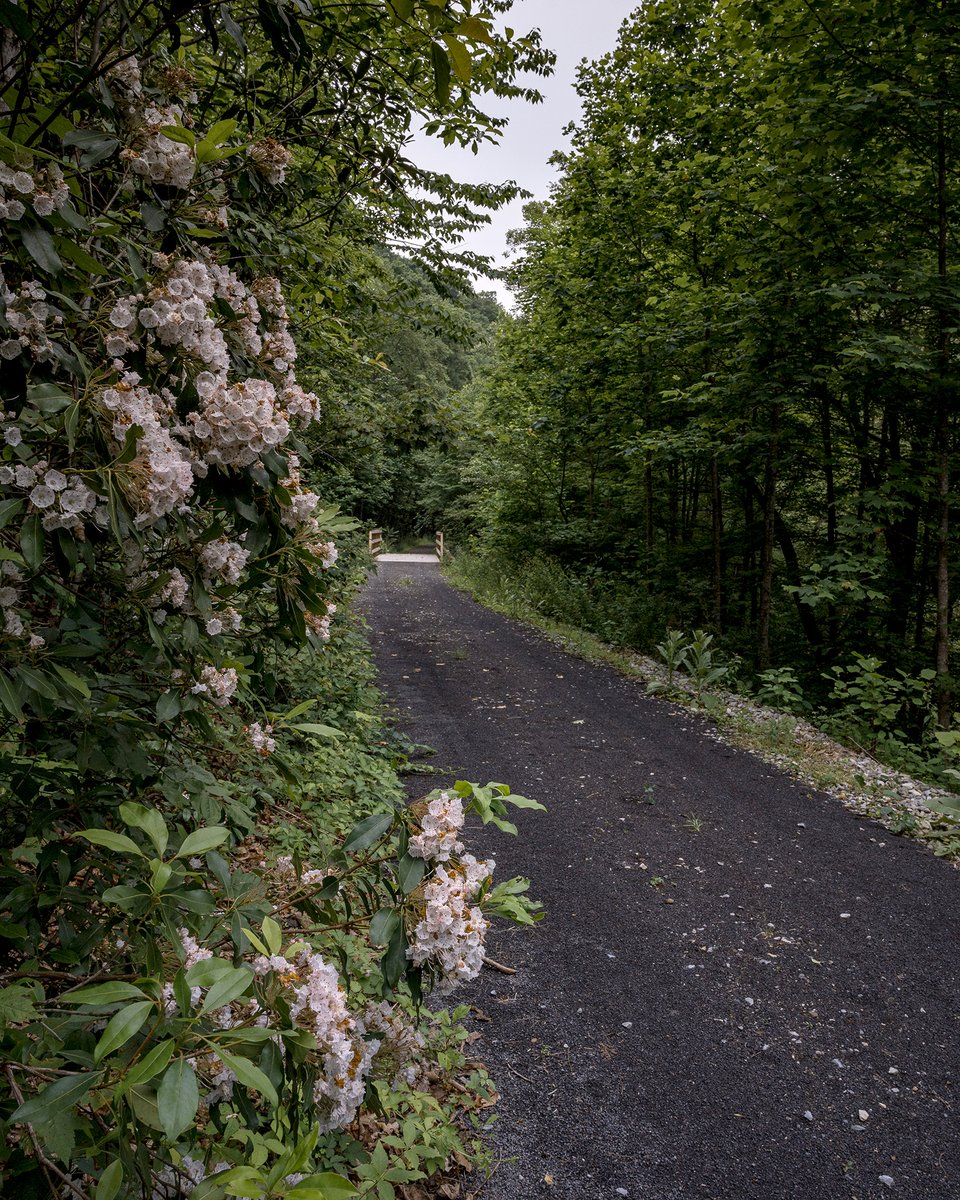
[{"xmin": 367, "ymin": 530, "xmax": 445, "ymax": 558}]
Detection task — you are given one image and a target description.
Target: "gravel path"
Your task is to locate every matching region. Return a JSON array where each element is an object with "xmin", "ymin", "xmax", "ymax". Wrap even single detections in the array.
[{"xmin": 362, "ymin": 561, "xmax": 960, "ymax": 1200}]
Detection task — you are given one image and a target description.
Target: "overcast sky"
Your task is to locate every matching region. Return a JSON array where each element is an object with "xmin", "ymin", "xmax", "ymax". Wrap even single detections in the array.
[{"xmin": 410, "ymin": 0, "xmax": 640, "ymax": 307}]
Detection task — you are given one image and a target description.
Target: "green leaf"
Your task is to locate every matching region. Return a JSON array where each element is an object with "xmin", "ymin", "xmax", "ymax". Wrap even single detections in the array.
[
  {"xmin": 195, "ymin": 1166, "xmax": 262, "ymax": 1200},
  {"xmin": 277, "ymin": 1125, "xmax": 319, "ymax": 1181},
  {"xmin": 0, "ymin": 672, "xmax": 23, "ymax": 719},
  {"xmin": 220, "ymin": 4, "xmax": 248, "ymax": 53},
  {"xmin": 78, "ymin": 828, "xmax": 145, "ymax": 857},
  {"xmin": 27, "ymin": 382, "xmax": 74, "ymax": 413},
  {"xmin": 160, "ymin": 124, "xmax": 196, "ymax": 147},
  {"xmin": 261, "ymin": 914, "xmax": 282, "ymax": 955},
  {"xmin": 10, "ymin": 1071, "xmax": 100, "ymax": 1125},
  {"xmin": 369, "ymin": 908, "xmax": 400, "ymax": 947},
  {"xmin": 176, "ymin": 825, "xmax": 229, "ymax": 858},
  {"xmin": 56, "ymin": 237, "xmax": 109, "ymax": 275},
  {"xmin": 51, "ymin": 662, "xmax": 91, "ymax": 698},
  {"xmin": 342, "ymin": 812, "xmax": 393, "ymax": 853},
  {"xmin": 62, "ymin": 130, "xmax": 119, "ymax": 166},
  {"xmin": 63, "ymin": 981, "xmax": 148, "ymax": 1005},
  {"xmin": 93, "ymin": 999, "xmax": 154, "ymax": 1063},
  {"xmin": 96, "ymin": 1159, "xmax": 124, "ymax": 1200},
  {"xmin": 141, "ymin": 202, "xmax": 167, "ymax": 232},
  {"xmin": 381, "ymin": 923, "xmax": 408, "ymax": 989},
  {"xmin": 506, "ymin": 793, "xmax": 547, "ymax": 811},
  {"xmin": 119, "ymin": 802, "xmax": 168, "ymax": 855},
  {"xmin": 210, "ymin": 1046, "xmax": 278, "ymax": 1106},
  {"xmin": 289, "ymin": 1175, "xmax": 358, "ymax": 1199},
  {"xmin": 0, "ymin": 983, "xmax": 39, "ymax": 1022},
  {"xmin": 240, "ymin": 926, "xmax": 269, "ymax": 956},
  {"xmin": 430, "ymin": 43, "xmax": 451, "ymax": 105},
  {"xmin": 156, "ymin": 689, "xmax": 181, "ymax": 722},
  {"xmin": 205, "ymin": 119, "xmax": 237, "ymax": 147},
  {"xmin": 19, "ymin": 513, "xmax": 43, "ymax": 568},
  {"xmin": 184, "ymin": 957, "xmax": 235, "ymax": 987},
  {"xmin": 200, "ymin": 965, "xmax": 254, "ymax": 1012},
  {"xmin": 0, "ymin": 498, "xmax": 24, "ymax": 529},
  {"xmin": 458, "ymin": 15, "xmax": 493, "ymax": 44},
  {"xmin": 290, "ymin": 722, "xmax": 343, "ymax": 739},
  {"xmin": 34, "ymin": 1111, "xmax": 80, "ymax": 1163},
  {"xmin": 386, "ymin": 0, "xmax": 414, "ymax": 17},
  {"xmin": 117, "ymin": 1038, "xmax": 175, "ymax": 1092},
  {"xmin": 18, "ymin": 666, "xmax": 58, "ymax": 701},
  {"xmin": 156, "ymin": 1058, "xmax": 200, "ymax": 1139},
  {"xmin": 396, "ymin": 853, "xmax": 425, "ymax": 894},
  {"xmin": 21, "ymin": 226, "xmax": 62, "ymax": 274},
  {"xmin": 442, "ymin": 35, "xmax": 471, "ymax": 83}
]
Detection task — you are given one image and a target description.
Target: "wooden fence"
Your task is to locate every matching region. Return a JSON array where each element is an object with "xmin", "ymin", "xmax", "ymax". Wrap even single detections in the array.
[{"xmin": 366, "ymin": 530, "xmax": 445, "ymax": 558}]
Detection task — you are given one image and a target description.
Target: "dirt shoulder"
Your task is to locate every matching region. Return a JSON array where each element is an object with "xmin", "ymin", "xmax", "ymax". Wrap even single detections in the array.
[{"xmin": 362, "ymin": 561, "xmax": 960, "ymax": 1200}]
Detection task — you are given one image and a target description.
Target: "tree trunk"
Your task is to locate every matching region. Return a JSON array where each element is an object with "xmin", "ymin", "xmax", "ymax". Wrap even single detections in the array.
[
  {"xmin": 711, "ymin": 458, "xmax": 723, "ymax": 631},
  {"xmin": 757, "ymin": 404, "xmax": 780, "ymax": 670},
  {"xmin": 644, "ymin": 455, "xmax": 654, "ymax": 561},
  {"xmin": 934, "ymin": 94, "xmax": 951, "ymax": 728}
]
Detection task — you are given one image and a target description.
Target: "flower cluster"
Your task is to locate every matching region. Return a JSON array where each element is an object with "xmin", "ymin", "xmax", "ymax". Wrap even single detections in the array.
[
  {"xmin": 189, "ymin": 377, "xmax": 291, "ymax": 468},
  {"xmin": 199, "ymin": 538, "xmax": 249, "ymax": 587},
  {"xmin": 272, "ymin": 854, "xmax": 331, "ymax": 888},
  {"xmin": 99, "ymin": 373, "xmax": 195, "ymax": 524},
  {"xmin": 102, "ymin": 256, "xmax": 322, "ymax": 489},
  {"xmin": 189, "ymin": 665, "xmax": 239, "ymax": 706},
  {"xmin": 407, "ymin": 854, "xmax": 494, "ymax": 992},
  {"xmin": 0, "ymin": 162, "xmax": 69, "ymax": 224},
  {"xmin": 122, "ymin": 100, "xmax": 197, "ymax": 190},
  {"xmin": 363, "ymin": 1001, "xmax": 426, "ymax": 1088},
  {"xmin": 305, "ymin": 600, "xmax": 336, "ymax": 642},
  {"xmin": 205, "ymin": 608, "xmax": 241, "ymax": 636},
  {"xmin": 1, "ymin": 280, "xmax": 62, "ymax": 361},
  {"xmin": 249, "ymin": 138, "xmax": 293, "ymax": 186},
  {"xmin": 0, "ymin": 559, "xmax": 26, "ymax": 637},
  {"xmin": 247, "ymin": 721, "xmax": 276, "ymax": 755},
  {"xmin": 285, "ymin": 949, "xmax": 379, "ymax": 1132},
  {"xmin": 0, "ymin": 458, "xmax": 102, "ymax": 532},
  {"xmin": 407, "ymin": 790, "xmax": 465, "ymax": 862}
]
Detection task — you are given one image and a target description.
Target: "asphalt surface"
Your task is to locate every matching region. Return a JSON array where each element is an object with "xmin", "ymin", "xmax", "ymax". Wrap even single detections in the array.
[{"xmin": 361, "ymin": 559, "xmax": 960, "ymax": 1200}]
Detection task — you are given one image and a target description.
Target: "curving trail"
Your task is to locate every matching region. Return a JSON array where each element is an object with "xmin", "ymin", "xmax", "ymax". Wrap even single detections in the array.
[{"xmin": 362, "ymin": 560, "xmax": 960, "ymax": 1200}]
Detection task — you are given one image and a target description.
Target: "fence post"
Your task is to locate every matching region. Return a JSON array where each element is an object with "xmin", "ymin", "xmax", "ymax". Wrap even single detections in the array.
[
  {"xmin": 368, "ymin": 529, "xmax": 382, "ymax": 555},
  {"xmin": 435, "ymin": 531, "xmax": 444, "ymax": 561}
]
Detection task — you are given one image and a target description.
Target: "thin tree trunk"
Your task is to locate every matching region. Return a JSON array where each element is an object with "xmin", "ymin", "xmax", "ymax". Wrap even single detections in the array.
[
  {"xmin": 711, "ymin": 458, "xmax": 723, "ymax": 631},
  {"xmin": 934, "ymin": 94, "xmax": 951, "ymax": 727},
  {"xmin": 758, "ymin": 404, "xmax": 780, "ymax": 670},
  {"xmin": 644, "ymin": 454, "xmax": 654, "ymax": 552}
]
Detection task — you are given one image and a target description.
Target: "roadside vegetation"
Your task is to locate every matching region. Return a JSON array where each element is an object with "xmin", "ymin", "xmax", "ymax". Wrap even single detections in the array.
[{"xmin": 0, "ymin": 2, "xmax": 550, "ymax": 1196}]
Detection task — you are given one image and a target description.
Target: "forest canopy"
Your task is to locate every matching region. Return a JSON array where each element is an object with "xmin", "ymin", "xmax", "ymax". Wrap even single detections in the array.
[{"xmin": 451, "ymin": 0, "xmax": 960, "ymax": 737}]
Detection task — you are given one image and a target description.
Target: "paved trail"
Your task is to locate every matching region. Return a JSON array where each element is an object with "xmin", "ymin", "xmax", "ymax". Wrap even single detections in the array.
[{"xmin": 362, "ymin": 561, "xmax": 959, "ymax": 1200}]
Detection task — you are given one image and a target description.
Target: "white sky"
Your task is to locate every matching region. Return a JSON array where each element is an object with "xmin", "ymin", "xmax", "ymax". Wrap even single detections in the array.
[{"xmin": 410, "ymin": 0, "xmax": 640, "ymax": 307}]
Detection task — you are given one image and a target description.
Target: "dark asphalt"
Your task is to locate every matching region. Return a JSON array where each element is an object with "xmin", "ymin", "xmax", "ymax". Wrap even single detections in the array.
[{"xmin": 361, "ymin": 560, "xmax": 960, "ymax": 1200}]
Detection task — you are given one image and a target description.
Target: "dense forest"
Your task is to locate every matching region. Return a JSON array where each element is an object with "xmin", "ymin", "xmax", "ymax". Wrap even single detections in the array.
[{"xmin": 431, "ymin": 0, "xmax": 960, "ymax": 769}]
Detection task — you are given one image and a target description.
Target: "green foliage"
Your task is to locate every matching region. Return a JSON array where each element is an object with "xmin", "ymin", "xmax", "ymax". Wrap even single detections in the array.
[
  {"xmin": 822, "ymin": 656, "xmax": 935, "ymax": 754},
  {"xmin": 450, "ymin": 0, "xmax": 960, "ymax": 704},
  {"xmin": 0, "ymin": 1, "xmax": 551, "ymax": 1194},
  {"xmin": 753, "ymin": 667, "xmax": 808, "ymax": 715}
]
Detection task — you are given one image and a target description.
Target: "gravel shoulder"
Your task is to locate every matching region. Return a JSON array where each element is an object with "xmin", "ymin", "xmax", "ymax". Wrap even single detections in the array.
[{"xmin": 362, "ymin": 561, "xmax": 960, "ymax": 1200}]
